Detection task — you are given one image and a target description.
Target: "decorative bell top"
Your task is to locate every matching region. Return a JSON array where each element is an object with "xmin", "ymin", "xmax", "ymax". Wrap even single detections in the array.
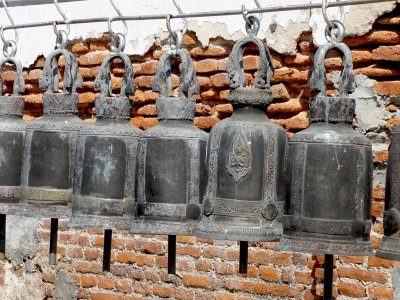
[
  {"xmin": 0, "ymin": 57, "xmax": 25, "ymax": 116},
  {"xmin": 152, "ymin": 49, "xmax": 199, "ymax": 121},
  {"xmin": 94, "ymin": 52, "xmax": 135, "ymax": 119},
  {"xmin": 227, "ymin": 34, "xmax": 274, "ymax": 106},
  {"xmin": 309, "ymin": 42, "xmax": 356, "ymax": 124},
  {"xmin": 39, "ymin": 48, "xmax": 83, "ymax": 114}
]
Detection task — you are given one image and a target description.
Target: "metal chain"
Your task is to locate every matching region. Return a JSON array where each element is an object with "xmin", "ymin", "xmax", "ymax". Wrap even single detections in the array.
[{"xmin": 1, "ymin": 0, "xmax": 18, "ymax": 57}]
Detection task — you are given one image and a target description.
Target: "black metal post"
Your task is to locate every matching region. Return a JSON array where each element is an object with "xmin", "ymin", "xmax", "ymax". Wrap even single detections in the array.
[
  {"xmin": 49, "ymin": 218, "xmax": 58, "ymax": 265},
  {"xmin": 324, "ymin": 254, "xmax": 334, "ymax": 300},
  {"xmin": 0, "ymin": 214, "xmax": 6, "ymax": 256},
  {"xmin": 168, "ymin": 235, "xmax": 176, "ymax": 274},
  {"xmin": 239, "ymin": 241, "xmax": 248, "ymax": 274},
  {"xmin": 103, "ymin": 229, "xmax": 112, "ymax": 272}
]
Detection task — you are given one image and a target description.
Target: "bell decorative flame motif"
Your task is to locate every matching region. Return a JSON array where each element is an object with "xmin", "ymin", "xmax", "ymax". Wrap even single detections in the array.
[
  {"xmin": 69, "ymin": 50, "xmax": 140, "ymax": 230},
  {"xmin": 279, "ymin": 37, "xmax": 373, "ymax": 256},
  {"xmin": 196, "ymin": 33, "xmax": 288, "ymax": 245}
]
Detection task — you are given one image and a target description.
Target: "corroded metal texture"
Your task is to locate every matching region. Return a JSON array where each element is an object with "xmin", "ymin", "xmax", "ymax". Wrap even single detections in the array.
[
  {"xmin": 131, "ymin": 49, "xmax": 208, "ymax": 236},
  {"xmin": 69, "ymin": 51, "xmax": 141, "ymax": 230},
  {"xmin": 376, "ymin": 126, "xmax": 400, "ymax": 260},
  {"xmin": 19, "ymin": 48, "xmax": 83, "ymax": 218},
  {"xmin": 197, "ymin": 34, "xmax": 288, "ymax": 242},
  {"xmin": 0, "ymin": 57, "xmax": 26, "ymax": 213},
  {"xmin": 279, "ymin": 41, "xmax": 373, "ymax": 256}
]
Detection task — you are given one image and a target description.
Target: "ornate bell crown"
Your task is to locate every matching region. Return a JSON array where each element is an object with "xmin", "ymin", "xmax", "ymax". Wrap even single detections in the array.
[
  {"xmin": 39, "ymin": 48, "xmax": 83, "ymax": 114},
  {"xmin": 0, "ymin": 56, "xmax": 25, "ymax": 116},
  {"xmin": 309, "ymin": 41, "xmax": 356, "ymax": 124},
  {"xmin": 94, "ymin": 52, "xmax": 135, "ymax": 119},
  {"xmin": 152, "ymin": 49, "xmax": 199, "ymax": 121},
  {"xmin": 227, "ymin": 34, "xmax": 274, "ymax": 106}
]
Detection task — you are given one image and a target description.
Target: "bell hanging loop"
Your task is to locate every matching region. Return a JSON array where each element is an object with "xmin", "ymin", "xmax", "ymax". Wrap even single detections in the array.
[
  {"xmin": 324, "ymin": 19, "xmax": 345, "ymax": 43},
  {"xmin": 241, "ymin": 5, "xmax": 260, "ymax": 36},
  {"xmin": 54, "ymin": 26, "xmax": 69, "ymax": 50},
  {"xmin": 2, "ymin": 39, "xmax": 17, "ymax": 58},
  {"xmin": 108, "ymin": 18, "xmax": 127, "ymax": 53},
  {"xmin": 322, "ymin": 0, "xmax": 345, "ymax": 28}
]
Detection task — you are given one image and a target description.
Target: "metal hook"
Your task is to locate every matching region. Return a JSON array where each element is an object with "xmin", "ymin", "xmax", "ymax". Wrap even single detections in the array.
[
  {"xmin": 1, "ymin": 0, "xmax": 18, "ymax": 45},
  {"xmin": 53, "ymin": 0, "xmax": 71, "ymax": 36},
  {"xmin": 166, "ymin": 14, "xmax": 187, "ymax": 36},
  {"xmin": 324, "ymin": 19, "xmax": 345, "ymax": 43},
  {"xmin": 242, "ymin": 5, "xmax": 260, "ymax": 35},
  {"xmin": 109, "ymin": 0, "xmax": 128, "ymax": 37},
  {"xmin": 322, "ymin": 0, "xmax": 345, "ymax": 28},
  {"xmin": 253, "ymin": 0, "xmax": 263, "ymax": 22}
]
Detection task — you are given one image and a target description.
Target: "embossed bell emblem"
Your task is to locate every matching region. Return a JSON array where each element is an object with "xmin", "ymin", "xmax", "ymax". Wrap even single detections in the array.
[
  {"xmin": 196, "ymin": 16, "xmax": 288, "ymax": 273},
  {"xmin": 19, "ymin": 35, "xmax": 84, "ymax": 264},
  {"xmin": 376, "ymin": 126, "xmax": 400, "ymax": 260},
  {"xmin": 131, "ymin": 29, "xmax": 208, "ymax": 274},
  {"xmin": 279, "ymin": 22, "xmax": 373, "ymax": 256}
]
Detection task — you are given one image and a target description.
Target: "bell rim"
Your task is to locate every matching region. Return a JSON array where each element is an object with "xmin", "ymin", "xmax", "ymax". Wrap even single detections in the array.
[
  {"xmin": 130, "ymin": 219, "xmax": 197, "ymax": 236},
  {"xmin": 68, "ymin": 214, "xmax": 132, "ymax": 231},
  {"xmin": 278, "ymin": 235, "xmax": 373, "ymax": 256}
]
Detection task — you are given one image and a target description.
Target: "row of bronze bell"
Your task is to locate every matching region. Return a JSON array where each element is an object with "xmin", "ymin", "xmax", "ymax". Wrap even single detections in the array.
[{"xmin": 0, "ymin": 28, "xmax": 397, "ymax": 272}]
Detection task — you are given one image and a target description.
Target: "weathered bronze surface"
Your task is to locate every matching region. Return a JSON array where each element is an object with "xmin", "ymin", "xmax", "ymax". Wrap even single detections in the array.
[
  {"xmin": 19, "ymin": 48, "xmax": 83, "ymax": 218},
  {"xmin": 0, "ymin": 57, "xmax": 26, "ymax": 214},
  {"xmin": 131, "ymin": 49, "xmax": 208, "ymax": 235},
  {"xmin": 196, "ymin": 34, "xmax": 288, "ymax": 242},
  {"xmin": 69, "ymin": 51, "xmax": 141, "ymax": 229},
  {"xmin": 376, "ymin": 126, "xmax": 400, "ymax": 260},
  {"xmin": 279, "ymin": 41, "xmax": 373, "ymax": 256}
]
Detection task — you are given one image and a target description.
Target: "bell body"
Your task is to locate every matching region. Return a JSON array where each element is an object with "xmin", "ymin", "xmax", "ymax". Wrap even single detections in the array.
[
  {"xmin": 0, "ymin": 96, "xmax": 25, "ymax": 212},
  {"xmin": 69, "ymin": 96, "xmax": 141, "ymax": 229},
  {"xmin": 20, "ymin": 93, "xmax": 83, "ymax": 218},
  {"xmin": 197, "ymin": 104, "xmax": 287, "ymax": 242},
  {"xmin": 279, "ymin": 96, "xmax": 373, "ymax": 256},
  {"xmin": 376, "ymin": 125, "xmax": 400, "ymax": 260},
  {"xmin": 133, "ymin": 97, "xmax": 208, "ymax": 235}
]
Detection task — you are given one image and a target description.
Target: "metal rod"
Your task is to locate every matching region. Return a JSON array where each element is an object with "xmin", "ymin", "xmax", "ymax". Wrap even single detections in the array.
[
  {"xmin": 0, "ymin": 214, "xmax": 5, "ymax": 256},
  {"xmin": 239, "ymin": 241, "xmax": 248, "ymax": 274},
  {"xmin": 323, "ymin": 254, "xmax": 334, "ymax": 300},
  {"xmin": 49, "ymin": 218, "xmax": 58, "ymax": 265},
  {"xmin": 2, "ymin": 0, "xmax": 396, "ymax": 31},
  {"xmin": 168, "ymin": 235, "xmax": 176, "ymax": 274},
  {"xmin": 103, "ymin": 229, "xmax": 112, "ymax": 272}
]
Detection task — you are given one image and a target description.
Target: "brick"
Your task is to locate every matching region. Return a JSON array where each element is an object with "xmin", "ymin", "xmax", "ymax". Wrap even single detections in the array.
[
  {"xmin": 236, "ymin": 264, "xmax": 257, "ymax": 278},
  {"xmin": 151, "ymin": 284, "xmax": 174, "ymax": 297},
  {"xmin": 42, "ymin": 272, "xmax": 56, "ymax": 283},
  {"xmin": 194, "ymin": 116, "xmax": 220, "ymax": 130},
  {"xmin": 89, "ymin": 40, "xmax": 109, "ymax": 51},
  {"xmin": 354, "ymin": 66, "xmax": 400, "ymax": 77},
  {"xmin": 370, "ymin": 234, "xmax": 382, "ymax": 250},
  {"xmin": 373, "ymin": 186, "xmax": 385, "ymax": 201},
  {"xmin": 116, "ymin": 278, "xmax": 132, "ymax": 293},
  {"xmin": 371, "ymin": 201, "xmax": 385, "ymax": 218},
  {"xmin": 216, "ymin": 104, "xmax": 233, "ymax": 114},
  {"xmin": 183, "ymin": 32, "xmax": 198, "ymax": 46},
  {"xmin": 183, "ymin": 274, "xmax": 222, "ymax": 289},
  {"xmin": 130, "ymin": 117, "xmax": 158, "ymax": 130},
  {"xmin": 210, "ymin": 73, "xmax": 230, "ymax": 88},
  {"xmin": 137, "ymin": 104, "xmax": 157, "ymax": 116},
  {"xmin": 98, "ymin": 277, "xmax": 115, "ymax": 289},
  {"xmin": 338, "ymin": 255, "xmax": 365, "ymax": 264},
  {"xmin": 285, "ymin": 111, "xmax": 310, "ymax": 130},
  {"xmin": 377, "ymin": 16, "xmax": 400, "ymax": 25},
  {"xmin": 295, "ymin": 271, "xmax": 314, "ymax": 285},
  {"xmin": 268, "ymin": 99, "xmax": 304, "ymax": 115},
  {"xmin": 215, "ymin": 292, "xmax": 234, "ymax": 300},
  {"xmin": 338, "ymin": 282, "xmax": 366, "ymax": 298},
  {"xmin": 242, "ymin": 55, "xmax": 260, "ymax": 70},
  {"xmin": 195, "ymin": 103, "xmax": 212, "ymax": 115},
  {"xmin": 271, "ymin": 83, "xmax": 291, "ymax": 99},
  {"xmin": 176, "ymin": 236, "xmax": 197, "ymax": 244},
  {"xmin": 368, "ymin": 256, "xmax": 400, "ymax": 267},
  {"xmin": 373, "ymin": 45, "xmax": 400, "ymax": 61},
  {"xmin": 387, "ymin": 104, "xmax": 397, "ymax": 112},
  {"xmin": 338, "ymin": 267, "xmax": 388, "ymax": 284},
  {"xmin": 248, "ymin": 249, "xmax": 270, "ymax": 264},
  {"xmin": 387, "ymin": 118, "xmax": 400, "ymax": 129},
  {"xmin": 72, "ymin": 42, "xmax": 89, "ymax": 53},
  {"xmin": 285, "ymin": 52, "xmax": 313, "ymax": 66},
  {"xmin": 78, "ymin": 51, "xmax": 108, "ymax": 66},
  {"xmin": 84, "ymin": 248, "xmax": 102, "ymax": 261},
  {"xmin": 139, "ymin": 60, "xmax": 158, "ymax": 75},
  {"xmin": 23, "ymin": 94, "xmax": 42, "ymax": 104},
  {"xmin": 352, "ymin": 50, "xmax": 373, "ymax": 63},
  {"xmin": 225, "ymin": 280, "xmax": 269, "ymax": 295},
  {"xmin": 215, "ymin": 262, "xmax": 235, "ymax": 275},
  {"xmin": 195, "ymin": 59, "xmax": 220, "ymax": 73},
  {"xmin": 269, "ymin": 285, "xmax": 303, "ymax": 297},
  {"xmin": 259, "ymin": 266, "xmax": 280, "ymax": 282},
  {"xmin": 177, "ymin": 244, "xmax": 202, "ymax": 258},
  {"xmin": 368, "ymin": 286, "xmax": 394, "ymax": 299},
  {"xmin": 135, "ymin": 75, "xmax": 153, "ymax": 88},
  {"xmin": 344, "ymin": 30, "xmax": 400, "ymax": 47},
  {"xmin": 25, "ymin": 69, "xmax": 43, "ymax": 82},
  {"xmin": 74, "ymin": 261, "xmax": 102, "ymax": 274},
  {"xmin": 81, "ymin": 274, "xmax": 96, "ymax": 288},
  {"xmin": 175, "ymin": 288, "xmax": 194, "ymax": 300},
  {"xmin": 272, "ymin": 67, "xmax": 310, "ymax": 84},
  {"xmin": 299, "ymin": 40, "xmax": 317, "ymax": 52},
  {"xmin": 116, "ymin": 251, "xmax": 136, "ymax": 264},
  {"xmin": 78, "ymin": 92, "xmax": 96, "ymax": 104},
  {"xmin": 190, "ymin": 45, "xmax": 229, "ymax": 57},
  {"xmin": 195, "ymin": 259, "xmax": 214, "ymax": 271},
  {"xmin": 201, "ymin": 89, "xmax": 220, "ymax": 101},
  {"xmin": 91, "ymin": 293, "xmax": 124, "ymax": 300},
  {"xmin": 374, "ymin": 81, "xmax": 400, "ymax": 96}
]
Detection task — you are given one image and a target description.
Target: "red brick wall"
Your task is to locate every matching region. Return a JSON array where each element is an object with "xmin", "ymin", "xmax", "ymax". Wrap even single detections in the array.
[{"xmin": 1, "ymin": 6, "xmax": 400, "ymax": 300}]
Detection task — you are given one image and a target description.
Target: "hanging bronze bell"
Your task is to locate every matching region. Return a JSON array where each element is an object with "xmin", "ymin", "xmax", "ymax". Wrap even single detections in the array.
[
  {"xmin": 19, "ymin": 48, "xmax": 83, "ymax": 218},
  {"xmin": 131, "ymin": 48, "xmax": 208, "ymax": 236},
  {"xmin": 279, "ymin": 40, "xmax": 373, "ymax": 256},
  {"xmin": 196, "ymin": 33, "xmax": 288, "ymax": 242},
  {"xmin": 376, "ymin": 126, "xmax": 400, "ymax": 260},
  {"xmin": 69, "ymin": 51, "xmax": 141, "ymax": 229},
  {"xmin": 0, "ymin": 56, "xmax": 25, "ymax": 212}
]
